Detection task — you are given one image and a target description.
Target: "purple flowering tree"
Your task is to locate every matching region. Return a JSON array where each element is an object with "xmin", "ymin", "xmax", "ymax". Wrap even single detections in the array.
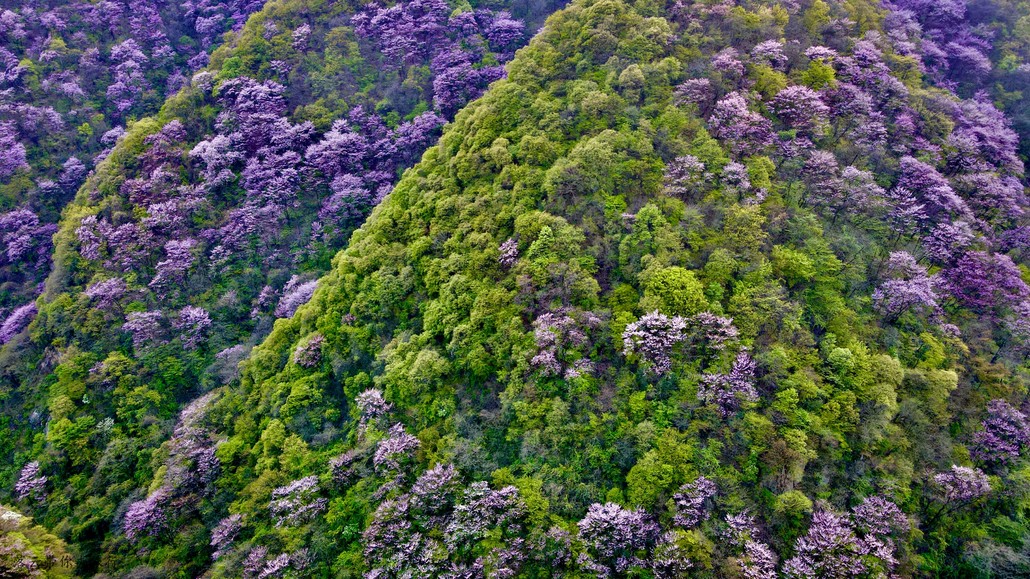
[
  {"xmin": 499, "ymin": 237, "xmax": 519, "ymax": 268},
  {"xmin": 529, "ymin": 310, "xmax": 599, "ymax": 379},
  {"xmin": 373, "ymin": 424, "xmax": 422, "ymax": 474},
  {"xmin": 782, "ymin": 510, "xmax": 867, "ymax": 578},
  {"xmin": 971, "ymin": 399, "xmax": 1030, "ymax": 467},
  {"xmin": 672, "ymin": 476, "xmax": 717, "ymax": 528},
  {"xmin": 274, "ymin": 277, "xmax": 318, "ymax": 318},
  {"xmin": 709, "ymin": 92, "xmax": 774, "ymax": 157},
  {"xmin": 14, "ymin": 461, "xmax": 47, "ymax": 504},
  {"xmin": 872, "ymin": 251, "xmax": 941, "ymax": 321},
  {"xmin": 0, "ymin": 301, "xmax": 37, "ymax": 345},
  {"xmin": 123, "ymin": 490, "xmax": 169, "ymax": 543},
  {"xmin": 355, "ymin": 388, "xmax": 392, "ymax": 426},
  {"xmin": 623, "ymin": 311, "xmax": 688, "ymax": 375},
  {"xmin": 122, "ymin": 310, "xmax": 165, "ymax": 351},
  {"xmin": 210, "ymin": 515, "xmax": 243, "ymax": 560},
  {"xmin": 697, "ymin": 351, "xmax": 759, "ymax": 416},
  {"xmin": 577, "ymin": 502, "xmax": 661, "ymax": 575},
  {"xmin": 174, "ymin": 306, "xmax": 211, "ymax": 350},
  {"xmin": 292, "ymin": 334, "xmax": 325, "ymax": 368},
  {"xmin": 943, "ymin": 251, "xmax": 1029, "ymax": 315},
  {"xmin": 663, "ymin": 155, "xmax": 709, "ymax": 200},
  {"xmin": 268, "ymin": 476, "xmax": 328, "ymax": 527},
  {"xmin": 851, "ymin": 496, "xmax": 910, "ymax": 573},
  {"xmin": 935, "ymin": 465, "xmax": 992, "ymax": 503},
  {"xmin": 772, "ymin": 85, "xmax": 830, "ymax": 137}
]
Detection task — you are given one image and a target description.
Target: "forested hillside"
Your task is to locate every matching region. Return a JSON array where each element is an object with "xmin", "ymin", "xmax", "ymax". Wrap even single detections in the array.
[
  {"xmin": 0, "ymin": 0, "xmax": 269, "ymax": 314},
  {"xmin": 5, "ymin": 0, "xmax": 1030, "ymax": 576},
  {"xmin": 0, "ymin": 0, "xmax": 559, "ymax": 574}
]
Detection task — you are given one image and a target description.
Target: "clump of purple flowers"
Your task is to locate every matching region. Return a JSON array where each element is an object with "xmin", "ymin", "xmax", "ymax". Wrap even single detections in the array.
[
  {"xmin": 672, "ymin": 476, "xmax": 717, "ymax": 528},
  {"xmin": 0, "ymin": 301, "xmax": 36, "ymax": 345},
  {"xmin": 623, "ymin": 311, "xmax": 688, "ymax": 375},
  {"xmin": 210, "ymin": 514, "xmax": 243, "ymax": 560},
  {"xmin": 268, "ymin": 476, "xmax": 327, "ymax": 527},
  {"xmin": 934, "ymin": 465, "xmax": 992, "ymax": 502},
  {"xmin": 499, "ymin": 237, "xmax": 519, "ymax": 268},
  {"xmin": 356, "ymin": 388, "xmax": 392, "ymax": 424},
  {"xmin": 697, "ymin": 351, "xmax": 759, "ymax": 416},
  {"xmin": 274, "ymin": 277, "xmax": 318, "ymax": 318},
  {"xmin": 293, "ymin": 333, "xmax": 324, "ymax": 368},
  {"xmin": 123, "ymin": 490, "xmax": 168, "ymax": 543},
  {"xmin": 14, "ymin": 461, "xmax": 47, "ymax": 503},
  {"xmin": 577, "ymin": 502, "xmax": 661, "ymax": 575},
  {"xmin": 971, "ymin": 399, "xmax": 1030, "ymax": 466},
  {"xmin": 373, "ymin": 424, "xmax": 421, "ymax": 473},
  {"xmin": 782, "ymin": 510, "xmax": 867, "ymax": 578},
  {"xmin": 174, "ymin": 305, "xmax": 211, "ymax": 350}
]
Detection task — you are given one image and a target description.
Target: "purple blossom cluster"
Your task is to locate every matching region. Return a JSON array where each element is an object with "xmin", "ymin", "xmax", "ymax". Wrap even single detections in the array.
[
  {"xmin": 274, "ymin": 277, "xmax": 318, "ymax": 319},
  {"xmin": 530, "ymin": 310, "xmax": 598, "ymax": 379},
  {"xmin": 84, "ymin": 277, "xmax": 129, "ymax": 312},
  {"xmin": 772, "ymin": 85, "xmax": 829, "ymax": 136},
  {"xmin": 304, "ymin": 105, "xmax": 446, "ymax": 245},
  {"xmin": 739, "ymin": 540, "xmax": 777, "ymax": 579},
  {"xmin": 293, "ymin": 333, "xmax": 325, "ymax": 368},
  {"xmin": 709, "ymin": 92, "xmax": 773, "ymax": 157},
  {"xmin": 14, "ymin": 461, "xmax": 47, "ymax": 503},
  {"xmin": 445, "ymin": 482, "xmax": 525, "ymax": 551},
  {"xmin": 174, "ymin": 305, "xmax": 211, "ymax": 350},
  {"xmin": 622, "ymin": 311, "xmax": 688, "ymax": 375},
  {"xmin": 623, "ymin": 311, "xmax": 743, "ymax": 375},
  {"xmin": 122, "ymin": 310, "xmax": 164, "ymax": 351},
  {"xmin": 354, "ymin": 1, "xmax": 522, "ymax": 114},
  {"xmin": 121, "ymin": 392, "xmax": 221, "ymax": 543},
  {"xmin": 0, "ymin": 0, "xmax": 267, "ymax": 307},
  {"xmin": 872, "ymin": 251, "xmax": 941, "ymax": 321},
  {"xmin": 268, "ymin": 476, "xmax": 328, "ymax": 527},
  {"xmin": 781, "ymin": 496, "xmax": 910, "ymax": 578},
  {"xmin": 242, "ymin": 546, "xmax": 310, "ymax": 579},
  {"xmin": 663, "ymin": 155, "xmax": 709, "ymax": 199},
  {"xmin": 971, "ymin": 399, "xmax": 1030, "ymax": 466},
  {"xmin": 356, "ymin": 388, "xmax": 392, "ymax": 424},
  {"xmin": 361, "ymin": 460, "xmax": 526, "ymax": 576},
  {"xmin": 0, "ymin": 210, "xmax": 57, "ymax": 272},
  {"xmin": 942, "ymin": 251, "xmax": 1029, "ymax": 315},
  {"xmin": 934, "ymin": 465, "xmax": 992, "ymax": 502},
  {"xmin": 576, "ymin": 502, "xmax": 661, "ymax": 575},
  {"xmin": 852, "ymin": 496, "xmax": 910, "ymax": 571},
  {"xmin": 499, "ymin": 237, "xmax": 519, "ymax": 268},
  {"xmin": 782, "ymin": 510, "xmax": 867, "ymax": 578},
  {"xmin": 210, "ymin": 514, "xmax": 243, "ymax": 560},
  {"xmin": 373, "ymin": 424, "xmax": 422, "ymax": 473},
  {"xmin": 671, "ymin": 476, "xmax": 717, "ymax": 528},
  {"xmin": 123, "ymin": 489, "xmax": 169, "ymax": 543},
  {"xmin": 0, "ymin": 301, "xmax": 36, "ymax": 345},
  {"xmin": 697, "ymin": 351, "xmax": 759, "ymax": 416}
]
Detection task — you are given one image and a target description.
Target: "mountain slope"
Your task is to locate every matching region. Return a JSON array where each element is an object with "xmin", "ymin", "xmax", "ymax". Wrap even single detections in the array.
[
  {"xmin": 0, "ymin": 0, "xmax": 267, "ymax": 313},
  {"xmin": 0, "ymin": 0, "xmax": 562, "ymax": 574},
  {"xmin": 123, "ymin": 0, "xmax": 1030, "ymax": 576},
  {"xmin": 6, "ymin": 0, "xmax": 1030, "ymax": 575}
]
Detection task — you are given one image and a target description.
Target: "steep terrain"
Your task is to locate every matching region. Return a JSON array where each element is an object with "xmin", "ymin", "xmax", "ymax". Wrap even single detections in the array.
[
  {"xmin": 0, "ymin": 0, "xmax": 267, "ymax": 312},
  {"xmin": 0, "ymin": 0, "xmax": 562, "ymax": 574},
  {"xmin": 6, "ymin": 0, "xmax": 1030, "ymax": 576}
]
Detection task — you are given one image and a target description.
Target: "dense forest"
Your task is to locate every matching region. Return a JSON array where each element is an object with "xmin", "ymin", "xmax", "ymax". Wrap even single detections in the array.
[{"xmin": 5, "ymin": 0, "xmax": 1030, "ymax": 576}]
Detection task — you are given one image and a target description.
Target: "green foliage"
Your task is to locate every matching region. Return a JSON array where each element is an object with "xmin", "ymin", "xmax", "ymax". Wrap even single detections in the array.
[{"xmin": 4, "ymin": 0, "xmax": 1030, "ymax": 574}]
